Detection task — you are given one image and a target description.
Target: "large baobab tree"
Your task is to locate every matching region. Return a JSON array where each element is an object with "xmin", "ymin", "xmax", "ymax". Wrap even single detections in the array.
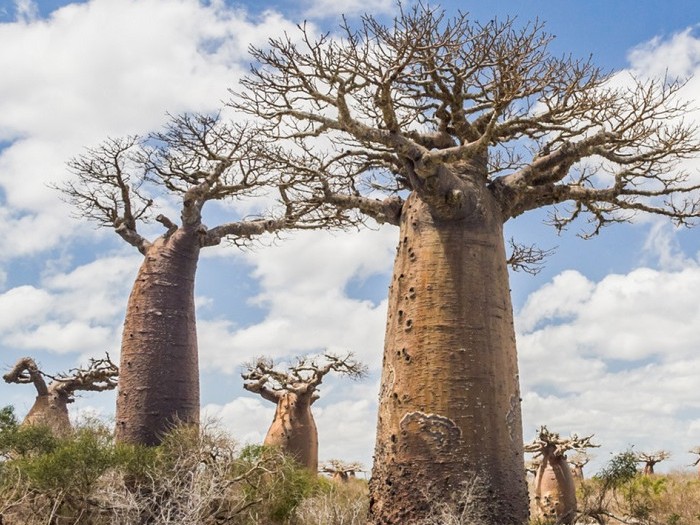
[
  {"xmin": 242, "ymin": 353, "xmax": 366, "ymax": 472},
  {"xmin": 3, "ymin": 354, "xmax": 118, "ymax": 435},
  {"xmin": 232, "ymin": 5, "xmax": 700, "ymax": 523},
  {"xmin": 636, "ymin": 451, "xmax": 670, "ymax": 475},
  {"xmin": 60, "ymin": 113, "xmax": 324, "ymax": 446},
  {"xmin": 524, "ymin": 426, "xmax": 598, "ymax": 525}
]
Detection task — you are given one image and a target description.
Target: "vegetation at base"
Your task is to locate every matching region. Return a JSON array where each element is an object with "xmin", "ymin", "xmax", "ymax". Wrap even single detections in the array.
[
  {"xmin": 4, "ymin": 407, "xmax": 700, "ymax": 524},
  {"xmin": 0, "ymin": 406, "xmax": 365, "ymax": 525}
]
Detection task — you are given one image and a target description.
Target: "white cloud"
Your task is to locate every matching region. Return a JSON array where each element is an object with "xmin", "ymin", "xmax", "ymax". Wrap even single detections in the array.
[
  {"xmin": 0, "ymin": 253, "xmax": 138, "ymax": 356},
  {"xmin": 301, "ymin": 0, "xmax": 395, "ymax": 18},
  {"xmin": 517, "ymin": 259, "xmax": 700, "ymax": 472},
  {"xmin": 628, "ymin": 27, "xmax": 700, "ymax": 79},
  {"xmin": 0, "ymin": 0, "xmax": 301, "ymax": 259},
  {"xmin": 199, "ymin": 226, "xmax": 397, "ymax": 373}
]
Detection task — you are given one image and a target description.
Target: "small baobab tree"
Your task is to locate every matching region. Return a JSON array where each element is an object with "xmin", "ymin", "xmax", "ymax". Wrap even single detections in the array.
[
  {"xmin": 242, "ymin": 353, "xmax": 366, "ymax": 472},
  {"xmin": 524, "ymin": 426, "xmax": 598, "ymax": 525},
  {"xmin": 569, "ymin": 451, "xmax": 592, "ymax": 480},
  {"xmin": 3, "ymin": 354, "xmax": 118, "ymax": 435},
  {"xmin": 321, "ymin": 459, "xmax": 364, "ymax": 482},
  {"xmin": 636, "ymin": 451, "xmax": 670, "ymax": 475},
  {"xmin": 232, "ymin": 5, "xmax": 700, "ymax": 523},
  {"xmin": 60, "ymin": 113, "xmax": 328, "ymax": 446},
  {"xmin": 689, "ymin": 447, "xmax": 700, "ymax": 477}
]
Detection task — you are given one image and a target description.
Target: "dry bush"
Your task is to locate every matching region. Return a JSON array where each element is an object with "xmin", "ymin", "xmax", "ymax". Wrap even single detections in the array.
[
  {"xmin": 421, "ymin": 475, "xmax": 494, "ymax": 525},
  {"xmin": 292, "ymin": 477, "xmax": 368, "ymax": 525},
  {"xmin": 0, "ymin": 413, "xmax": 331, "ymax": 525}
]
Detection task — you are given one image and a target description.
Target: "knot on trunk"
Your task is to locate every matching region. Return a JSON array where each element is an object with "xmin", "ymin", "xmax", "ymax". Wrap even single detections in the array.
[{"xmin": 397, "ymin": 411, "xmax": 461, "ymax": 461}]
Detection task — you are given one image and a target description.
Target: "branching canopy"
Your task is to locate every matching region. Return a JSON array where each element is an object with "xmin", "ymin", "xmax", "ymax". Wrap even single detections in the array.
[
  {"xmin": 4, "ymin": 353, "xmax": 118, "ymax": 402},
  {"xmin": 232, "ymin": 4, "xmax": 700, "ymax": 236},
  {"xmin": 321, "ymin": 458, "xmax": 364, "ymax": 475},
  {"xmin": 60, "ymin": 113, "xmax": 334, "ymax": 254},
  {"xmin": 568, "ymin": 451, "xmax": 592, "ymax": 468},
  {"xmin": 524, "ymin": 426, "xmax": 599, "ymax": 459},
  {"xmin": 636, "ymin": 450, "xmax": 671, "ymax": 465},
  {"xmin": 241, "ymin": 352, "xmax": 367, "ymax": 403}
]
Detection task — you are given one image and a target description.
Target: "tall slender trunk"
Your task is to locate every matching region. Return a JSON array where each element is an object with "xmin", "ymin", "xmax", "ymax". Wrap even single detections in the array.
[
  {"xmin": 368, "ymin": 192, "xmax": 528, "ymax": 524},
  {"xmin": 115, "ymin": 227, "xmax": 201, "ymax": 446},
  {"xmin": 23, "ymin": 393, "xmax": 71, "ymax": 436},
  {"xmin": 264, "ymin": 392, "xmax": 318, "ymax": 472}
]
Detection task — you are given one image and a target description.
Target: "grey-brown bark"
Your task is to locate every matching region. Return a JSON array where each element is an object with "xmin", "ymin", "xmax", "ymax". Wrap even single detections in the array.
[
  {"xmin": 524, "ymin": 427, "xmax": 598, "ymax": 525},
  {"xmin": 231, "ymin": 6, "xmax": 700, "ymax": 523},
  {"xmin": 61, "ymin": 114, "xmax": 321, "ymax": 446},
  {"xmin": 3, "ymin": 354, "xmax": 118, "ymax": 435},
  {"xmin": 242, "ymin": 353, "xmax": 366, "ymax": 472}
]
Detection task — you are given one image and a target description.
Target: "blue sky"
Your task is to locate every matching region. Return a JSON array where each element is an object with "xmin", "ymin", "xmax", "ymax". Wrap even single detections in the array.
[{"xmin": 1, "ymin": 0, "xmax": 700, "ymax": 476}]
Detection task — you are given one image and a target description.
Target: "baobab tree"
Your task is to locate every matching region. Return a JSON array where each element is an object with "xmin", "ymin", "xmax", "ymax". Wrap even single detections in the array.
[
  {"xmin": 242, "ymin": 353, "xmax": 366, "ymax": 472},
  {"xmin": 321, "ymin": 459, "xmax": 364, "ymax": 482},
  {"xmin": 232, "ymin": 5, "xmax": 700, "ymax": 523},
  {"xmin": 60, "ymin": 113, "xmax": 327, "ymax": 446},
  {"xmin": 568, "ymin": 451, "xmax": 592, "ymax": 480},
  {"xmin": 524, "ymin": 426, "xmax": 598, "ymax": 525},
  {"xmin": 636, "ymin": 451, "xmax": 670, "ymax": 475},
  {"xmin": 3, "ymin": 354, "xmax": 118, "ymax": 435},
  {"xmin": 689, "ymin": 447, "xmax": 700, "ymax": 477}
]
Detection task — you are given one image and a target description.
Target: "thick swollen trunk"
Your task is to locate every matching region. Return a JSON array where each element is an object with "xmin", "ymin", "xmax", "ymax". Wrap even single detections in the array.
[
  {"xmin": 22, "ymin": 392, "xmax": 71, "ymax": 436},
  {"xmin": 532, "ymin": 456, "xmax": 577, "ymax": 524},
  {"xmin": 115, "ymin": 227, "xmax": 201, "ymax": 446},
  {"xmin": 369, "ymin": 193, "xmax": 528, "ymax": 525},
  {"xmin": 264, "ymin": 392, "xmax": 318, "ymax": 472}
]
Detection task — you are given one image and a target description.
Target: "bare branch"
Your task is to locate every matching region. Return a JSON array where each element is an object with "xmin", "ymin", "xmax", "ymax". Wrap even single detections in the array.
[
  {"xmin": 3, "ymin": 357, "xmax": 49, "ymax": 396},
  {"xmin": 231, "ymin": 5, "xmax": 700, "ymax": 232},
  {"xmin": 46, "ymin": 353, "xmax": 119, "ymax": 398},
  {"xmin": 241, "ymin": 352, "xmax": 367, "ymax": 400},
  {"xmin": 524, "ymin": 425, "xmax": 599, "ymax": 459},
  {"xmin": 506, "ymin": 238, "xmax": 556, "ymax": 275}
]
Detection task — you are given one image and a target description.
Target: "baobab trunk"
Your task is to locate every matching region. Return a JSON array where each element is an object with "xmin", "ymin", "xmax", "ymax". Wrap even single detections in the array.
[
  {"xmin": 115, "ymin": 226, "xmax": 200, "ymax": 445},
  {"xmin": 533, "ymin": 456, "xmax": 577, "ymax": 524},
  {"xmin": 264, "ymin": 392, "xmax": 318, "ymax": 472},
  {"xmin": 23, "ymin": 393, "xmax": 71, "ymax": 436},
  {"xmin": 369, "ymin": 193, "xmax": 527, "ymax": 524}
]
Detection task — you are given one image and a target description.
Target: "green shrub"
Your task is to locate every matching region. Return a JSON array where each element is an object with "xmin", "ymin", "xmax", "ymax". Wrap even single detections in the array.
[{"xmin": 0, "ymin": 405, "xmax": 57, "ymax": 459}]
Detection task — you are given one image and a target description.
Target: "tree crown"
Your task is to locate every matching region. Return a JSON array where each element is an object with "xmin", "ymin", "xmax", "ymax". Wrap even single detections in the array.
[
  {"xmin": 4, "ymin": 354, "xmax": 118, "ymax": 402},
  {"xmin": 241, "ymin": 352, "xmax": 367, "ymax": 403},
  {"xmin": 232, "ymin": 4, "xmax": 700, "ymax": 234}
]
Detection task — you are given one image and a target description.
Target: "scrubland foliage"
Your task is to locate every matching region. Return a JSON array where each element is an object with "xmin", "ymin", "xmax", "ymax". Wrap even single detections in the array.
[
  {"xmin": 0, "ymin": 408, "xmax": 365, "ymax": 525},
  {"xmin": 4, "ymin": 410, "xmax": 700, "ymax": 525}
]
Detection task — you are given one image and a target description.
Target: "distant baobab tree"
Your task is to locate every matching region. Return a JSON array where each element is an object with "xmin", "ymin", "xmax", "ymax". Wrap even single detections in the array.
[
  {"xmin": 636, "ymin": 451, "xmax": 670, "ymax": 475},
  {"xmin": 689, "ymin": 447, "xmax": 700, "ymax": 477},
  {"xmin": 524, "ymin": 426, "xmax": 598, "ymax": 525},
  {"xmin": 321, "ymin": 459, "xmax": 364, "ymax": 482},
  {"xmin": 60, "ymin": 113, "xmax": 329, "ymax": 446},
  {"xmin": 242, "ymin": 353, "xmax": 366, "ymax": 472},
  {"xmin": 3, "ymin": 354, "xmax": 118, "ymax": 435},
  {"xmin": 231, "ymin": 4, "xmax": 700, "ymax": 523},
  {"xmin": 569, "ymin": 451, "xmax": 592, "ymax": 480}
]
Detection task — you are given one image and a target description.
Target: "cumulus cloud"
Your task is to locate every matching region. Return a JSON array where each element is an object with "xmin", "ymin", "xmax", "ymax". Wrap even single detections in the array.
[
  {"xmin": 199, "ymin": 226, "xmax": 397, "ymax": 373},
  {"xmin": 0, "ymin": 0, "xmax": 301, "ymax": 259},
  {"xmin": 0, "ymin": 253, "xmax": 139, "ymax": 357},
  {"xmin": 517, "ymin": 257, "xmax": 700, "ymax": 472},
  {"xmin": 301, "ymin": 0, "xmax": 395, "ymax": 18}
]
